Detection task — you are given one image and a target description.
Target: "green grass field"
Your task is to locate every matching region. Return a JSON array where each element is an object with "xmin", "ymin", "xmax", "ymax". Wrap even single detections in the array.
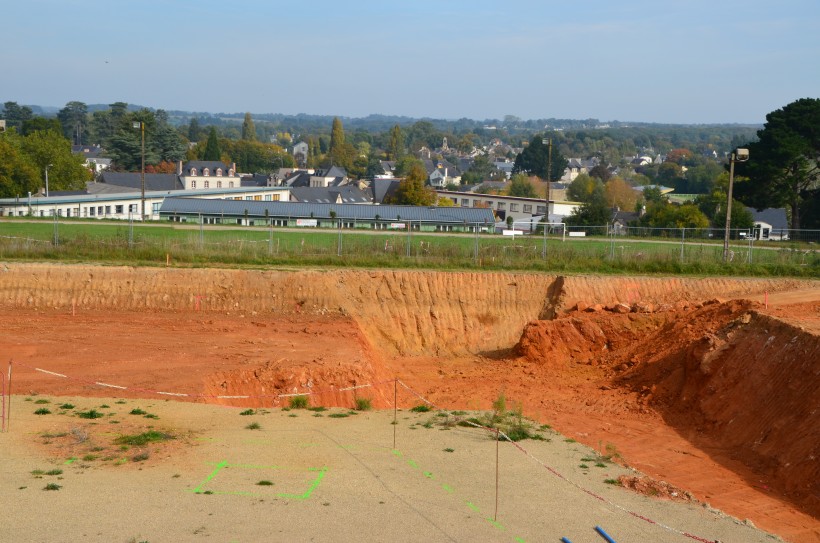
[{"xmin": 1, "ymin": 218, "xmax": 817, "ymax": 277}]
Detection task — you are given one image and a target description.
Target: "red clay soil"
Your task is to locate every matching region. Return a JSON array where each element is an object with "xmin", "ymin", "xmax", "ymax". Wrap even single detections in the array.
[{"xmin": 1, "ymin": 266, "xmax": 818, "ymax": 543}]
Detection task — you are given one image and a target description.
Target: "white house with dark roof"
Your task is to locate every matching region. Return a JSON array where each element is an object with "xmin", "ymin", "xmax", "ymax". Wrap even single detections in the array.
[{"xmin": 179, "ymin": 161, "xmax": 239, "ymax": 190}]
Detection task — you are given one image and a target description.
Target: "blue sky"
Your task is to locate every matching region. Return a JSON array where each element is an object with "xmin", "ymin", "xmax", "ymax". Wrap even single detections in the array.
[{"xmin": 3, "ymin": 0, "xmax": 819, "ymax": 123}]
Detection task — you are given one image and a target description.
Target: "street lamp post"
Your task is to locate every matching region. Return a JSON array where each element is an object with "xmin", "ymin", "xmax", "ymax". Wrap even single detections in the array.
[
  {"xmin": 132, "ymin": 121, "xmax": 146, "ymax": 220},
  {"xmin": 723, "ymin": 148, "xmax": 749, "ymax": 262},
  {"xmin": 45, "ymin": 163, "xmax": 53, "ymax": 197},
  {"xmin": 541, "ymin": 137, "xmax": 552, "ymax": 259}
]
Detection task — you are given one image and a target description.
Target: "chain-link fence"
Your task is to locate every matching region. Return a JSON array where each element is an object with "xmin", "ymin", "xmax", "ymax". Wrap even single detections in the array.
[{"xmin": 0, "ymin": 218, "xmax": 818, "ymax": 273}]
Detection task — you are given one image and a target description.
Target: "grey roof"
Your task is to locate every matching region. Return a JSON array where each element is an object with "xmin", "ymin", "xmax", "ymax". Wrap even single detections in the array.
[
  {"xmin": 370, "ymin": 178, "xmax": 401, "ymax": 203},
  {"xmin": 72, "ymin": 145, "xmax": 105, "ymax": 158},
  {"xmin": 183, "ymin": 161, "xmax": 231, "ymax": 173},
  {"xmin": 748, "ymin": 207, "xmax": 789, "ymax": 230},
  {"xmin": 289, "ymin": 186, "xmax": 372, "ymax": 204},
  {"xmin": 159, "ymin": 198, "xmax": 495, "ymax": 224},
  {"xmin": 240, "ymin": 174, "xmax": 272, "ymax": 187},
  {"xmin": 98, "ymin": 172, "xmax": 182, "ymax": 191}
]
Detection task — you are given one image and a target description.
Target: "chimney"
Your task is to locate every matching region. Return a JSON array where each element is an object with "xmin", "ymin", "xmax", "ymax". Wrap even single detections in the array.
[
  {"xmin": 232, "ymin": 162, "xmax": 237, "ymax": 175},
  {"xmin": 177, "ymin": 160, "xmax": 183, "ymax": 175}
]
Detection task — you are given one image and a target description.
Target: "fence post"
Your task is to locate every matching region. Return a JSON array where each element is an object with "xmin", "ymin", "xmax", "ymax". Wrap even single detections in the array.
[
  {"xmin": 52, "ymin": 213, "xmax": 59, "ymax": 246},
  {"xmin": 474, "ymin": 223, "xmax": 479, "ymax": 264},
  {"xmin": 406, "ymin": 222, "xmax": 411, "ymax": 258},
  {"xmin": 199, "ymin": 213, "xmax": 204, "ymax": 248},
  {"xmin": 680, "ymin": 227, "xmax": 685, "ymax": 262},
  {"xmin": 337, "ymin": 219, "xmax": 342, "ymax": 257},
  {"xmin": 128, "ymin": 212, "xmax": 134, "ymax": 249}
]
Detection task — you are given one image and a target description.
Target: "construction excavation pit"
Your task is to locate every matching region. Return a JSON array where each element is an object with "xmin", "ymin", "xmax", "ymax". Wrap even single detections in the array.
[{"xmin": 0, "ymin": 263, "xmax": 818, "ymax": 543}]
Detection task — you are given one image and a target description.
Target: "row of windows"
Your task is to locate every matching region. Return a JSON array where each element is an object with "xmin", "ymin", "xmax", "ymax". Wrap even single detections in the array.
[
  {"xmin": 191, "ymin": 180, "xmax": 235, "ymax": 189},
  {"xmin": 455, "ymin": 198, "xmax": 544, "ymax": 214},
  {"xmin": 188, "ymin": 168, "xmax": 234, "ymax": 177}
]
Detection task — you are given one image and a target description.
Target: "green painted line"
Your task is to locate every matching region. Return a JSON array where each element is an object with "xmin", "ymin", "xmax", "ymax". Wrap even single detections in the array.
[
  {"xmin": 485, "ymin": 517, "xmax": 505, "ymax": 531},
  {"xmin": 407, "ymin": 459, "xmax": 418, "ymax": 469},
  {"xmin": 195, "ymin": 437, "xmax": 216, "ymax": 442},
  {"xmin": 192, "ymin": 460, "xmax": 228, "ymax": 493},
  {"xmin": 515, "ymin": 537, "xmax": 527, "ymax": 543},
  {"xmin": 64, "ymin": 457, "xmax": 77, "ymax": 465},
  {"xmin": 423, "ymin": 471, "xmax": 434, "ymax": 479},
  {"xmin": 465, "ymin": 501, "xmax": 480, "ymax": 512},
  {"xmin": 441, "ymin": 484, "xmax": 454, "ymax": 493},
  {"xmin": 391, "ymin": 449, "xmax": 402, "ymax": 457},
  {"xmin": 276, "ymin": 467, "xmax": 327, "ymax": 501}
]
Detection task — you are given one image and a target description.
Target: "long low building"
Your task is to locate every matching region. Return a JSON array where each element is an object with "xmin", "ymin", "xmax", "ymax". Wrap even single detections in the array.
[
  {"xmin": 159, "ymin": 198, "xmax": 496, "ymax": 232},
  {"xmin": 0, "ymin": 186, "xmax": 291, "ymax": 220}
]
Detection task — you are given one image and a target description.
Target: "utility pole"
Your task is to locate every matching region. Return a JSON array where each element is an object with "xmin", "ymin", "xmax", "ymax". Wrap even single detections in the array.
[{"xmin": 542, "ymin": 138, "xmax": 552, "ymax": 259}]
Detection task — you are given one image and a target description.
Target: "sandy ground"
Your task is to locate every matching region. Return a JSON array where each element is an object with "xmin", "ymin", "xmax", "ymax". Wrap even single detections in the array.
[{"xmin": 1, "ymin": 396, "xmax": 779, "ymax": 543}]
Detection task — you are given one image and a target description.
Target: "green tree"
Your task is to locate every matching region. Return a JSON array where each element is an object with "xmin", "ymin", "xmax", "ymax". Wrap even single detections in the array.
[
  {"xmin": 203, "ymin": 127, "xmax": 221, "ymax": 161},
  {"xmin": 57, "ymin": 101, "xmax": 88, "ymax": 144},
  {"xmin": 388, "ymin": 163, "xmax": 436, "ymax": 206},
  {"xmin": 330, "ymin": 117, "xmax": 345, "ymax": 162},
  {"xmin": 512, "ymin": 135, "xmax": 568, "ymax": 181},
  {"xmin": 388, "ymin": 124, "xmax": 404, "ymax": 160},
  {"xmin": 588, "ymin": 163, "xmax": 612, "ymax": 183},
  {"xmin": 734, "ymin": 98, "xmax": 820, "ymax": 229},
  {"xmin": 0, "ymin": 132, "xmax": 40, "ymax": 198},
  {"xmin": 567, "ymin": 173, "xmax": 602, "ymax": 203},
  {"xmin": 241, "ymin": 112, "xmax": 256, "ymax": 141},
  {"xmin": 1, "ymin": 102, "xmax": 34, "ymax": 131},
  {"xmin": 639, "ymin": 202, "xmax": 710, "ymax": 229},
  {"xmin": 565, "ymin": 183, "xmax": 610, "ymax": 227},
  {"xmin": 21, "ymin": 117, "xmax": 62, "ymax": 136},
  {"xmin": 187, "ymin": 118, "xmax": 203, "ymax": 142},
  {"xmin": 508, "ymin": 173, "xmax": 537, "ymax": 198}
]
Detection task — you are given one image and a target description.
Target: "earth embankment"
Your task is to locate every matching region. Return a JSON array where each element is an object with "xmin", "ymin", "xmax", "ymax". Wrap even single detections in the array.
[{"xmin": 0, "ymin": 262, "xmax": 813, "ymax": 358}]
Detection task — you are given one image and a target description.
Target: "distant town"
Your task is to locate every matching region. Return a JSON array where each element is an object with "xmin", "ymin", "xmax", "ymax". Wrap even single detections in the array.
[{"xmin": 0, "ymin": 98, "xmax": 817, "ymax": 235}]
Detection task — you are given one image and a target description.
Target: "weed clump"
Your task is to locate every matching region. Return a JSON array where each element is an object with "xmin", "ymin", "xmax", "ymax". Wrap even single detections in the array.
[
  {"xmin": 34, "ymin": 408, "xmax": 51, "ymax": 415},
  {"xmin": 410, "ymin": 404, "xmax": 432, "ymax": 413},
  {"xmin": 245, "ymin": 422, "xmax": 262, "ymax": 430},
  {"xmin": 77, "ymin": 409, "xmax": 104, "ymax": 419},
  {"xmin": 114, "ymin": 431, "xmax": 174, "ymax": 446},
  {"xmin": 354, "ymin": 398, "xmax": 372, "ymax": 411},
  {"xmin": 289, "ymin": 396, "xmax": 309, "ymax": 409},
  {"xmin": 239, "ymin": 409, "xmax": 256, "ymax": 416}
]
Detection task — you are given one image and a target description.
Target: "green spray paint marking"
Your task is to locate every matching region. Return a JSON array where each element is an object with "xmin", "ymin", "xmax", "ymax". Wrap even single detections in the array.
[
  {"xmin": 224, "ymin": 463, "xmax": 280, "ymax": 470},
  {"xmin": 486, "ymin": 517, "xmax": 506, "ymax": 531},
  {"xmin": 391, "ymin": 450, "xmax": 526, "ymax": 543},
  {"xmin": 276, "ymin": 467, "xmax": 327, "ymax": 500},
  {"xmin": 192, "ymin": 459, "xmax": 228, "ymax": 493},
  {"xmin": 64, "ymin": 457, "xmax": 77, "ymax": 465}
]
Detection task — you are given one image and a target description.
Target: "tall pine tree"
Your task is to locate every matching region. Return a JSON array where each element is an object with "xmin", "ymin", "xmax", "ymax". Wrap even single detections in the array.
[
  {"xmin": 241, "ymin": 112, "xmax": 256, "ymax": 141},
  {"xmin": 203, "ymin": 127, "xmax": 221, "ymax": 161}
]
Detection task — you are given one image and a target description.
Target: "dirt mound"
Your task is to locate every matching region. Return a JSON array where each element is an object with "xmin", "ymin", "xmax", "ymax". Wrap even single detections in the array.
[
  {"xmin": 516, "ymin": 298, "xmax": 820, "ymax": 516},
  {"xmin": 617, "ymin": 475, "xmax": 696, "ymax": 503},
  {"xmin": 610, "ymin": 301, "xmax": 820, "ymax": 516}
]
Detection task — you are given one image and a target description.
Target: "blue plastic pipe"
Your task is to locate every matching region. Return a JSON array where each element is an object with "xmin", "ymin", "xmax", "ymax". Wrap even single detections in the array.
[
  {"xmin": 560, "ymin": 538, "xmax": 573, "ymax": 543},
  {"xmin": 595, "ymin": 525, "xmax": 618, "ymax": 543}
]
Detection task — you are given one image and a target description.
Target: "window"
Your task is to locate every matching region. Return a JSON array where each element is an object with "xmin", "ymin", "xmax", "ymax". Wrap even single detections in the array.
[
  {"xmin": 536, "ymin": 205, "xmax": 546, "ymax": 214},
  {"xmin": 98, "ymin": 206, "xmax": 104, "ymax": 215},
  {"xmin": 461, "ymin": 199, "xmax": 469, "ymax": 206},
  {"xmin": 203, "ymin": 168, "xmax": 210, "ymax": 176},
  {"xmin": 245, "ymin": 196, "xmax": 252, "ymax": 200},
  {"xmin": 254, "ymin": 195, "xmax": 261, "ymax": 201},
  {"xmin": 229, "ymin": 169, "xmax": 235, "ymax": 176},
  {"xmin": 271, "ymin": 194, "xmax": 280, "ymax": 201},
  {"xmin": 115, "ymin": 205, "xmax": 124, "ymax": 214},
  {"xmin": 152, "ymin": 202, "xmax": 161, "ymax": 214},
  {"xmin": 497, "ymin": 202, "xmax": 505, "ymax": 210},
  {"xmin": 264, "ymin": 195, "xmax": 272, "ymax": 201},
  {"xmin": 510, "ymin": 203, "xmax": 519, "ymax": 212},
  {"xmin": 190, "ymin": 168, "xmax": 197, "ymax": 176},
  {"xmin": 204, "ymin": 180, "xmax": 209, "ymax": 188},
  {"xmin": 523, "ymin": 204, "xmax": 532, "ymax": 213},
  {"xmin": 229, "ymin": 181, "xmax": 234, "ymax": 188},
  {"xmin": 217, "ymin": 181, "xmax": 222, "ymax": 188},
  {"xmin": 216, "ymin": 168, "xmax": 223, "ymax": 176},
  {"xmin": 105, "ymin": 205, "xmax": 111, "ymax": 215},
  {"xmin": 89, "ymin": 207, "xmax": 96, "ymax": 216},
  {"xmin": 191, "ymin": 180, "xmax": 197, "ymax": 189},
  {"xmin": 129, "ymin": 204, "xmax": 137, "ymax": 213}
]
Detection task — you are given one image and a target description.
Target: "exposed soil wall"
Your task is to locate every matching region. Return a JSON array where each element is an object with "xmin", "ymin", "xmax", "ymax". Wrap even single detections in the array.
[{"xmin": 0, "ymin": 262, "xmax": 813, "ymax": 358}]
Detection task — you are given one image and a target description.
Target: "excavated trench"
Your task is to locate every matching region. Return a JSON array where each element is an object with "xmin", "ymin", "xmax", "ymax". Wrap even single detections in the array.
[{"xmin": 1, "ymin": 263, "xmax": 818, "ymax": 534}]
